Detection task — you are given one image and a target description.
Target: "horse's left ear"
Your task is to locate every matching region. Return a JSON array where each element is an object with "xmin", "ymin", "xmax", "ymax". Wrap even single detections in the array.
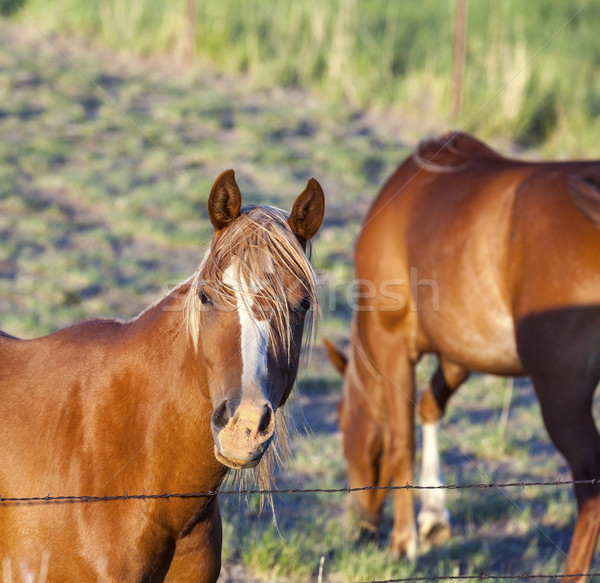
[
  {"xmin": 289, "ymin": 178, "xmax": 325, "ymax": 241},
  {"xmin": 208, "ymin": 169, "xmax": 242, "ymax": 231}
]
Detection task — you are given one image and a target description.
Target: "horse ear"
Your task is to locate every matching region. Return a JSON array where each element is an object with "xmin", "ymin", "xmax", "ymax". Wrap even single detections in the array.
[
  {"xmin": 324, "ymin": 339, "xmax": 347, "ymax": 375},
  {"xmin": 208, "ymin": 169, "xmax": 242, "ymax": 231},
  {"xmin": 289, "ymin": 178, "xmax": 325, "ymax": 241},
  {"xmin": 569, "ymin": 175, "xmax": 600, "ymax": 228}
]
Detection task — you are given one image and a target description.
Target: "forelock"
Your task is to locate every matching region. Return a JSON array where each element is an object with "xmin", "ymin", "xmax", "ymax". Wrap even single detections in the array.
[{"xmin": 184, "ymin": 205, "xmax": 320, "ymax": 354}]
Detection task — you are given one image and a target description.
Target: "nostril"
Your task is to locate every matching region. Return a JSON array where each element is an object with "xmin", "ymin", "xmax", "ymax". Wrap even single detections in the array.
[
  {"xmin": 212, "ymin": 399, "xmax": 230, "ymax": 430},
  {"xmin": 258, "ymin": 405, "xmax": 273, "ymax": 435}
]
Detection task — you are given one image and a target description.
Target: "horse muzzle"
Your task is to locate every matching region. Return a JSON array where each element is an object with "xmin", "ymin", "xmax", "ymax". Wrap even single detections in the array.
[
  {"xmin": 213, "ymin": 446, "xmax": 263, "ymax": 469},
  {"xmin": 211, "ymin": 395, "xmax": 276, "ymax": 470}
]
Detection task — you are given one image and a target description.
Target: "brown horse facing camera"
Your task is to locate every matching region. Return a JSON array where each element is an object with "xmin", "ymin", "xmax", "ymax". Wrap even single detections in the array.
[
  {"xmin": 0, "ymin": 170, "xmax": 324, "ymax": 583},
  {"xmin": 326, "ymin": 132, "xmax": 600, "ymax": 581}
]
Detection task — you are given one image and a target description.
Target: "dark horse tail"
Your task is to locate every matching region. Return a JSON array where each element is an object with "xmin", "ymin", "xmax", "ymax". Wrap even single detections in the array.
[
  {"xmin": 0, "ymin": 330, "xmax": 19, "ymax": 340},
  {"xmin": 414, "ymin": 131, "xmax": 503, "ymax": 173}
]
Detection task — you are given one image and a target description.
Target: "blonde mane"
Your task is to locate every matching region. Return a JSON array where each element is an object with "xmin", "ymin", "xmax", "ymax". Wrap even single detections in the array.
[
  {"xmin": 184, "ymin": 205, "xmax": 319, "ymax": 352},
  {"xmin": 183, "ymin": 205, "xmax": 320, "ymax": 497}
]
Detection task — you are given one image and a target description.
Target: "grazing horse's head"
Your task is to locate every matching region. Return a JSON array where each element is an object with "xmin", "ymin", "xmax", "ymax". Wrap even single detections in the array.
[
  {"xmin": 324, "ymin": 337, "xmax": 386, "ymax": 531},
  {"xmin": 185, "ymin": 170, "xmax": 324, "ymax": 471}
]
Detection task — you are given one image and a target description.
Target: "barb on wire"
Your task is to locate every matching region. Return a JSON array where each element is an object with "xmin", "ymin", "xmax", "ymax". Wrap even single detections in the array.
[{"xmin": 0, "ymin": 477, "xmax": 598, "ymax": 505}]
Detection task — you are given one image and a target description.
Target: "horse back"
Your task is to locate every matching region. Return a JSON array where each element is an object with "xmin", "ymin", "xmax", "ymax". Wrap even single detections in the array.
[
  {"xmin": 363, "ymin": 131, "xmax": 600, "ymax": 302},
  {"xmin": 356, "ymin": 132, "xmax": 600, "ymax": 374}
]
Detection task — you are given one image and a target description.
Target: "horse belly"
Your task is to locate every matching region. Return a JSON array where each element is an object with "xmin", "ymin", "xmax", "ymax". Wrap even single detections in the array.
[
  {"xmin": 418, "ymin": 305, "xmax": 523, "ymax": 376},
  {"xmin": 412, "ymin": 243, "xmax": 523, "ymax": 375}
]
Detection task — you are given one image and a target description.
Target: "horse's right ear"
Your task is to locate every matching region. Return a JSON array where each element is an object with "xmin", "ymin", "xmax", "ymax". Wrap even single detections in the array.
[
  {"xmin": 208, "ymin": 169, "xmax": 242, "ymax": 231},
  {"xmin": 324, "ymin": 339, "xmax": 347, "ymax": 375},
  {"xmin": 569, "ymin": 175, "xmax": 600, "ymax": 228}
]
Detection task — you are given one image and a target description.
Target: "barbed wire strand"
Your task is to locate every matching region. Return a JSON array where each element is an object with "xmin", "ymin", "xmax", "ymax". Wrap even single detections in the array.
[
  {"xmin": 1, "ymin": 477, "xmax": 598, "ymax": 504},
  {"xmin": 360, "ymin": 574, "xmax": 600, "ymax": 582}
]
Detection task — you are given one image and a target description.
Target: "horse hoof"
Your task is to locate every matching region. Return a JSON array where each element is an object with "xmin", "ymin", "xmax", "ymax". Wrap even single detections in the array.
[
  {"xmin": 355, "ymin": 527, "xmax": 378, "ymax": 548},
  {"xmin": 388, "ymin": 548, "xmax": 402, "ymax": 561},
  {"xmin": 420, "ymin": 521, "xmax": 451, "ymax": 546},
  {"xmin": 418, "ymin": 510, "xmax": 451, "ymax": 547},
  {"xmin": 388, "ymin": 533, "xmax": 417, "ymax": 561}
]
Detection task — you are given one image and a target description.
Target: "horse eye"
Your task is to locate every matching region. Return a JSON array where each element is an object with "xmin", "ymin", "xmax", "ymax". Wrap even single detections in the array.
[
  {"xmin": 295, "ymin": 298, "xmax": 311, "ymax": 314},
  {"xmin": 199, "ymin": 289, "xmax": 213, "ymax": 306}
]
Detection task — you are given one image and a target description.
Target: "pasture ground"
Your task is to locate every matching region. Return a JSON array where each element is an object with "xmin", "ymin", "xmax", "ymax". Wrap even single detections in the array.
[{"xmin": 1, "ymin": 19, "xmax": 598, "ymax": 582}]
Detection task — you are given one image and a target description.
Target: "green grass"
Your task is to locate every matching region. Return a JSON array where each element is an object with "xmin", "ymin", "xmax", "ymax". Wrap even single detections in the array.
[{"xmin": 11, "ymin": 0, "xmax": 600, "ymax": 155}]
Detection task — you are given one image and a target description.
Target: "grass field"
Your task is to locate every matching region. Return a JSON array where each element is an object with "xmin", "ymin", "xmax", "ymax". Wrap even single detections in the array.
[
  {"xmin": 10, "ymin": 0, "xmax": 600, "ymax": 157},
  {"xmin": 1, "ymin": 11, "xmax": 600, "ymax": 583}
]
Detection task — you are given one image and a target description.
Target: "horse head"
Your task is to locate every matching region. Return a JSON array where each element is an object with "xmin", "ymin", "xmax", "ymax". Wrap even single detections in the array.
[
  {"xmin": 187, "ymin": 170, "xmax": 324, "ymax": 471},
  {"xmin": 324, "ymin": 337, "xmax": 388, "ymax": 532}
]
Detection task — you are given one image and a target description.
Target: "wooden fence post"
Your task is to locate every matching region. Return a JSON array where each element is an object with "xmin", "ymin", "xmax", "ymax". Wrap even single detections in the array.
[
  {"xmin": 185, "ymin": 0, "xmax": 197, "ymax": 63},
  {"xmin": 452, "ymin": 0, "xmax": 468, "ymax": 116}
]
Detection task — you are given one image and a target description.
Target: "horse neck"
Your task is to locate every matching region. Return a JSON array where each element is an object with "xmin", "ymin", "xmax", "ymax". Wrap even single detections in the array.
[{"xmin": 119, "ymin": 290, "xmax": 227, "ymax": 498}]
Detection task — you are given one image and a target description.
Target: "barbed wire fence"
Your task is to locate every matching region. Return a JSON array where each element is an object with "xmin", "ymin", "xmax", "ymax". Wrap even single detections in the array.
[
  {"xmin": 1, "ymin": 477, "xmax": 599, "ymax": 504},
  {"xmin": 2, "ymin": 477, "xmax": 600, "ymax": 581}
]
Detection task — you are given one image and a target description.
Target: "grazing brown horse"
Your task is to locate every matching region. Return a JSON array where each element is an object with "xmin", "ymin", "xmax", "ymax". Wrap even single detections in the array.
[
  {"xmin": 326, "ymin": 132, "xmax": 600, "ymax": 581},
  {"xmin": 0, "ymin": 170, "xmax": 324, "ymax": 583}
]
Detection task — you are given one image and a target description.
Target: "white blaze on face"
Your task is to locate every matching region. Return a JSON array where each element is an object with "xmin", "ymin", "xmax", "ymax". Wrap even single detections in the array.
[{"xmin": 223, "ymin": 263, "xmax": 270, "ymax": 396}]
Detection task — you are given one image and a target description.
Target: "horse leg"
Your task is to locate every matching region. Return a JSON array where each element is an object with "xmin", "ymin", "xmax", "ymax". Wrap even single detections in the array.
[
  {"xmin": 163, "ymin": 498, "xmax": 222, "ymax": 583},
  {"xmin": 531, "ymin": 383, "xmax": 600, "ymax": 582},
  {"xmin": 417, "ymin": 360, "xmax": 469, "ymax": 546},
  {"xmin": 565, "ymin": 497, "xmax": 600, "ymax": 579},
  {"xmin": 382, "ymin": 350, "xmax": 418, "ymax": 560},
  {"xmin": 517, "ymin": 309, "xmax": 600, "ymax": 582}
]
